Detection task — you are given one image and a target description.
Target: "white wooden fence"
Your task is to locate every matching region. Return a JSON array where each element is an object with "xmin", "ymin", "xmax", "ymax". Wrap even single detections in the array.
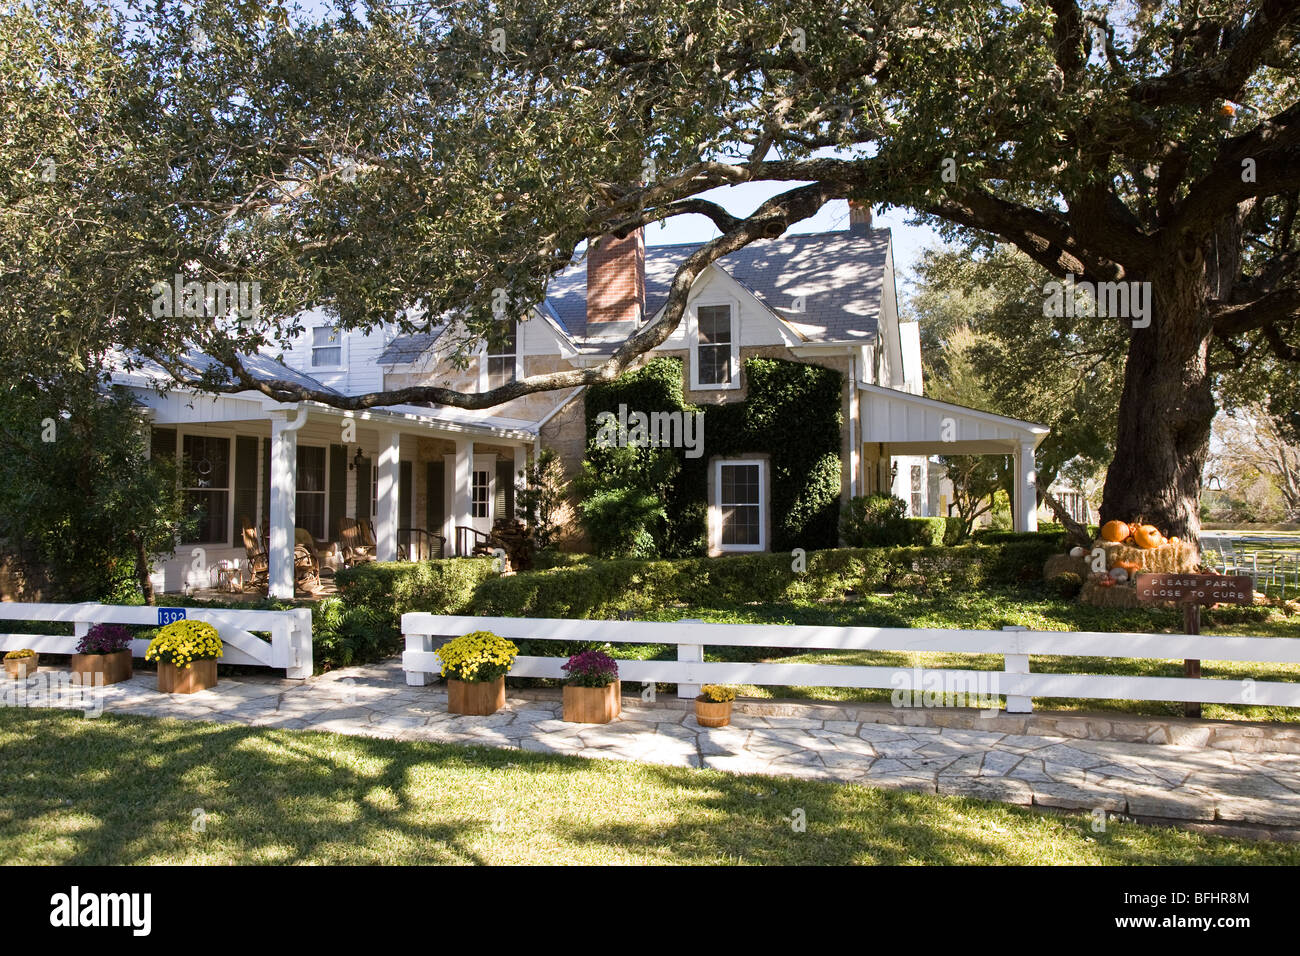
[
  {"xmin": 401, "ymin": 614, "xmax": 1300, "ymax": 712},
  {"xmin": 0, "ymin": 603, "xmax": 313, "ymax": 679}
]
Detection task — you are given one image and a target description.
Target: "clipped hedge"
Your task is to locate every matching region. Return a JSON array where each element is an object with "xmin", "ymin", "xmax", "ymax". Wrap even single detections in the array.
[{"xmin": 469, "ymin": 540, "xmax": 1059, "ymax": 619}]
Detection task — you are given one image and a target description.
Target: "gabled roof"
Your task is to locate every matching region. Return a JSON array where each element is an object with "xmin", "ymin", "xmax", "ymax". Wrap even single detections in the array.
[{"xmin": 546, "ymin": 228, "xmax": 891, "ymax": 344}]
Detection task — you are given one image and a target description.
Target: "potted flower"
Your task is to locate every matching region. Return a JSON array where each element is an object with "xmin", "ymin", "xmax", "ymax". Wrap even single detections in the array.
[
  {"xmin": 561, "ymin": 649, "xmax": 621, "ymax": 724},
  {"xmin": 3, "ymin": 649, "xmax": 38, "ymax": 680},
  {"xmin": 145, "ymin": 620, "xmax": 223, "ymax": 694},
  {"xmin": 72, "ymin": 623, "xmax": 134, "ymax": 686},
  {"xmin": 695, "ymin": 684, "xmax": 737, "ymax": 727},
  {"xmin": 435, "ymin": 630, "xmax": 518, "ymax": 716}
]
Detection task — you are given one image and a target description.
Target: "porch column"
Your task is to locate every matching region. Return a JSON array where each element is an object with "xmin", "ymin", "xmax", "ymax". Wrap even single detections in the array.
[
  {"xmin": 269, "ymin": 410, "xmax": 307, "ymax": 599},
  {"xmin": 513, "ymin": 445, "xmax": 529, "ymax": 519},
  {"xmin": 376, "ymin": 427, "xmax": 401, "ymax": 561},
  {"xmin": 1015, "ymin": 439, "xmax": 1038, "ymax": 533},
  {"xmin": 453, "ymin": 439, "xmax": 474, "ymax": 554}
]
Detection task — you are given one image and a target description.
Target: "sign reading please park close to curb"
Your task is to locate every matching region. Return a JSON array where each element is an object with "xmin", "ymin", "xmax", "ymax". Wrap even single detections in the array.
[{"xmin": 1134, "ymin": 573, "xmax": 1254, "ymax": 606}]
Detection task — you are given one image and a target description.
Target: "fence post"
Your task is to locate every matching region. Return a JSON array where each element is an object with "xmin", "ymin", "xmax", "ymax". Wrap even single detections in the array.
[
  {"xmin": 405, "ymin": 626, "xmax": 436, "ymax": 686},
  {"xmin": 285, "ymin": 607, "xmax": 313, "ymax": 680},
  {"xmin": 1001, "ymin": 625, "xmax": 1032, "ymax": 714},
  {"xmin": 677, "ymin": 618, "xmax": 703, "ymax": 700}
]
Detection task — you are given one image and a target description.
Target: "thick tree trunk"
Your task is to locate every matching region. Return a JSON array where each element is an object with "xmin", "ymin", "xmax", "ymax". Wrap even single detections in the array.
[{"xmin": 1100, "ymin": 265, "xmax": 1216, "ymax": 545}]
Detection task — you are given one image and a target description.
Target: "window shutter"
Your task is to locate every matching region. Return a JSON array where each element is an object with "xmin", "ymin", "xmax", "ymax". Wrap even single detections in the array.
[
  {"xmin": 400, "ymin": 461, "xmax": 413, "ymax": 529},
  {"xmin": 495, "ymin": 458, "xmax": 513, "ymax": 521},
  {"xmin": 233, "ymin": 435, "xmax": 260, "ymax": 542},
  {"xmin": 328, "ymin": 444, "xmax": 347, "ymax": 539},
  {"xmin": 355, "ymin": 459, "xmax": 371, "ymax": 520},
  {"xmin": 425, "ymin": 461, "xmax": 445, "ymax": 551}
]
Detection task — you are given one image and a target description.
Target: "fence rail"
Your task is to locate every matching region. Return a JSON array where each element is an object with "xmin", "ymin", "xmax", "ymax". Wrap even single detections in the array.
[
  {"xmin": 401, "ymin": 614, "xmax": 1300, "ymax": 712},
  {"xmin": 0, "ymin": 602, "xmax": 313, "ymax": 679}
]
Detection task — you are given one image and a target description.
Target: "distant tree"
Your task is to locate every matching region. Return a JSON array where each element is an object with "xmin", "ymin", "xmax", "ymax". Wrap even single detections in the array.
[
  {"xmin": 1207, "ymin": 403, "xmax": 1300, "ymax": 521},
  {"xmin": 913, "ymin": 245, "xmax": 1124, "ymax": 500}
]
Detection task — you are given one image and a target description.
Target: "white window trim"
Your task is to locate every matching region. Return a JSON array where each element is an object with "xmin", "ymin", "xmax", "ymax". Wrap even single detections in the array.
[
  {"xmin": 478, "ymin": 321, "xmax": 521, "ymax": 392},
  {"xmin": 711, "ymin": 458, "xmax": 767, "ymax": 553},
  {"xmin": 310, "ymin": 324, "xmax": 345, "ymax": 371},
  {"xmin": 688, "ymin": 298, "xmax": 741, "ymax": 390}
]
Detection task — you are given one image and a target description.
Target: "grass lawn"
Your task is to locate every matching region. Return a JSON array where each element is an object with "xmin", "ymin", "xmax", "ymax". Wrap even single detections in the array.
[
  {"xmin": 596, "ymin": 588, "xmax": 1300, "ymax": 722},
  {"xmin": 3, "ymin": 709, "xmax": 1298, "ymax": 865}
]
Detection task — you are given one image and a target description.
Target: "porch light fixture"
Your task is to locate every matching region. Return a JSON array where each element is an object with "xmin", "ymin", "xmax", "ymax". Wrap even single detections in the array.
[{"xmin": 350, "ymin": 447, "xmax": 365, "ymax": 471}]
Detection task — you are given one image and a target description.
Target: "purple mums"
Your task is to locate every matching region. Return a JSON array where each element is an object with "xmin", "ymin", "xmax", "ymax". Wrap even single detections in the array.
[
  {"xmin": 76, "ymin": 623, "xmax": 133, "ymax": 655},
  {"xmin": 562, "ymin": 650, "xmax": 619, "ymax": 687}
]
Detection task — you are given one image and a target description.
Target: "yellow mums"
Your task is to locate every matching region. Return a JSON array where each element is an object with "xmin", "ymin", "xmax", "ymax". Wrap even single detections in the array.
[
  {"xmin": 145, "ymin": 620, "xmax": 223, "ymax": 669},
  {"xmin": 435, "ymin": 630, "xmax": 518, "ymax": 683},
  {"xmin": 700, "ymin": 684, "xmax": 736, "ymax": 703}
]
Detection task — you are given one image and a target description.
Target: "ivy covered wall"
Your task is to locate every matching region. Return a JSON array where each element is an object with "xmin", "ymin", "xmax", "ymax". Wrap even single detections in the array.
[{"xmin": 583, "ymin": 356, "xmax": 843, "ymax": 556}]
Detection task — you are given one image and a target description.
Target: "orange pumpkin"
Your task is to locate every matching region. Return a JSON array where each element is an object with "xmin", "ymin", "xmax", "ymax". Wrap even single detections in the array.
[
  {"xmin": 1132, "ymin": 524, "xmax": 1163, "ymax": 549},
  {"xmin": 1100, "ymin": 520, "xmax": 1130, "ymax": 543}
]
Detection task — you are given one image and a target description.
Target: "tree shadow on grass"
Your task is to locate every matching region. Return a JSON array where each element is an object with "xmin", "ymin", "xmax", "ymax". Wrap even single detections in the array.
[{"xmin": 4, "ymin": 709, "xmax": 1297, "ymax": 866}]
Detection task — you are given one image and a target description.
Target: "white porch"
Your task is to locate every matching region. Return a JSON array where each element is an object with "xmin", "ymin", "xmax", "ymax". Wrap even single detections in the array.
[
  {"xmin": 131, "ymin": 387, "xmax": 536, "ymax": 598},
  {"xmin": 857, "ymin": 382, "xmax": 1049, "ymax": 532}
]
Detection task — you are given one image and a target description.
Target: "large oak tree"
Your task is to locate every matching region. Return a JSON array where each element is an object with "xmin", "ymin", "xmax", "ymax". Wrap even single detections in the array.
[{"xmin": 3, "ymin": 0, "xmax": 1298, "ymax": 543}]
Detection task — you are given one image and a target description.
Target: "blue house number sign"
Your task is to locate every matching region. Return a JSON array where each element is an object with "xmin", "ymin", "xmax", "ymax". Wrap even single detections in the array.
[{"xmin": 158, "ymin": 608, "xmax": 187, "ymax": 626}]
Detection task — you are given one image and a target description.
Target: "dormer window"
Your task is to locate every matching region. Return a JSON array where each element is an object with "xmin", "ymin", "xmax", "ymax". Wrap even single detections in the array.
[
  {"xmin": 311, "ymin": 325, "xmax": 342, "ymax": 368},
  {"xmin": 483, "ymin": 320, "xmax": 518, "ymax": 389},
  {"xmin": 691, "ymin": 303, "xmax": 739, "ymax": 389}
]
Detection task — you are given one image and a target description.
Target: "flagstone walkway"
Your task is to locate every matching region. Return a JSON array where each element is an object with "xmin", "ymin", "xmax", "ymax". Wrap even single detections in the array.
[{"xmin": 27, "ymin": 659, "xmax": 1300, "ymax": 828}]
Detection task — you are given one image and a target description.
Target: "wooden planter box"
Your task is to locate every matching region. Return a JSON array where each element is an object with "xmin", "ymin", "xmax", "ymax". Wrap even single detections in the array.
[
  {"xmin": 695, "ymin": 697, "xmax": 733, "ymax": 728},
  {"xmin": 446, "ymin": 676, "xmax": 505, "ymax": 716},
  {"xmin": 3, "ymin": 655, "xmax": 37, "ymax": 680},
  {"xmin": 71, "ymin": 650, "xmax": 132, "ymax": 686},
  {"xmin": 563, "ymin": 681, "xmax": 621, "ymax": 724},
  {"xmin": 157, "ymin": 660, "xmax": 218, "ymax": 694}
]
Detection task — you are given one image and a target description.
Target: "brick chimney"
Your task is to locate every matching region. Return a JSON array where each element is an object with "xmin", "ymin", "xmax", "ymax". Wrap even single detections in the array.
[
  {"xmin": 848, "ymin": 201, "xmax": 873, "ymax": 235},
  {"xmin": 586, "ymin": 228, "xmax": 645, "ymax": 331}
]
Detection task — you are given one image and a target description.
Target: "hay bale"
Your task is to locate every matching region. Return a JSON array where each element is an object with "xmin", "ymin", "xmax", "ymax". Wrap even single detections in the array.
[
  {"xmin": 1095, "ymin": 539, "xmax": 1199, "ymax": 574},
  {"xmin": 1079, "ymin": 578, "xmax": 1141, "ymax": 608},
  {"xmin": 1043, "ymin": 553, "xmax": 1090, "ymax": 582}
]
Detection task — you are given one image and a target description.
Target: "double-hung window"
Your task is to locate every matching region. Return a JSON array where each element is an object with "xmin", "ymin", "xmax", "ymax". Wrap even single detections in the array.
[
  {"xmin": 715, "ymin": 459, "xmax": 766, "ymax": 552},
  {"xmin": 311, "ymin": 325, "xmax": 342, "ymax": 367},
  {"xmin": 485, "ymin": 321, "xmax": 518, "ymax": 388},
  {"xmin": 695, "ymin": 305, "xmax": 733, "ymax": 387}
]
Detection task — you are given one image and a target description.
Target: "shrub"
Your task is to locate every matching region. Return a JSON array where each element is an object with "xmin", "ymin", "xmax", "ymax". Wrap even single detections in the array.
[
  {"xmin": 76, "ymin": 623, "xmax": 132, "ymax": 655},
  {"xmin": 435, "ymin": 630, "xmax": 518, "ymax": 682},
  {"xmin": 840, "ymin": 494, "xmax": 910, "ymax": 547},
  {"xmin": 1047, "ymin": 572, "xmax": 1084, "ymax": 598},
  {"xmin": 562, "ymin": 649, "xmax": 619, "ymax": 687},
  {"xmin": 145, "ymin": 620, "xmax": 222, "ymax": 668}
]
